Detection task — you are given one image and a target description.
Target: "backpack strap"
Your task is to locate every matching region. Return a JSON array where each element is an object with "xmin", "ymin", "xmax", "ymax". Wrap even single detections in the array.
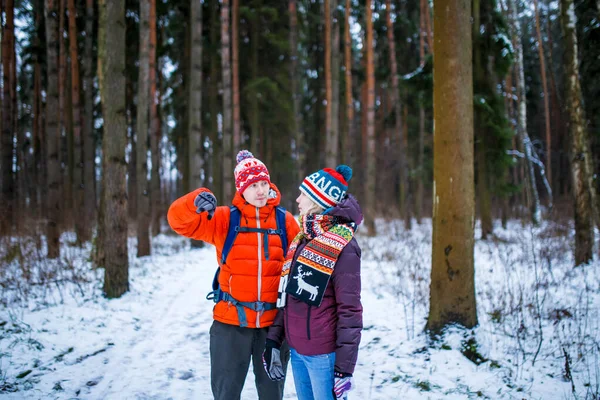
[
  {"xmin": 221, "ymin": 206, "xmax": 241, "ymax": 265},
  {"xmin": 275, "ymin": 206, "xmax": 288, "ymax": 258}
]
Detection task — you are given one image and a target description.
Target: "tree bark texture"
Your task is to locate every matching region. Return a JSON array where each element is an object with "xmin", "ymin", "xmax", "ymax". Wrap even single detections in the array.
[
  {"xmin": 45, "ymin": 0, "xmax": 62, "ymax": 258},
  {"xmin": 508, "ymin": 0, "xmax": 540, "ymax": 225},
  {"xmin": 324, "ymin": 0, "xmax": 337, "ymax": 167},
  {"xmin": 427, "ymin": 0, "xmax": 477, "ymax": 332},
  {"xmin": 102, "ymin": 0, "xmax": 129, "ymax": 298},
  {"xmin": 386, "ymin": 0, "xmax": 409, "ymax": 230},
  {"xmin": 364, "ymin": 0, "xmax": 376, "ymax": 235},
  {"xmin": 1, "ymin": 0, "xmax": 15, "ymax": 235},
  {"xmin": 137, "ymin": 0, "xmax": 151, "ymax": 257},
  {"xmin": 330, "ymin": 0, "xmax": 340, "ymax": 167},
  {"xmin": 533, "ymin": 0, "xmax": 552, "ymax": 188},
  {"xmin": 343, "ymin": 0, "xmax": 354, "ymax": 170},
  {"xmin": 68, "ymin": 0, "xmax": 85, "ymax": 244},
  {"xmin": 221, "ymin": 0, "xmax": 233, "ymax": 201},
  {"xmin": 149, "ymin": 0, "xmax": 161, "ymax": 236},
  {"xmin": 560, "ymin": 0, "xmax": 594, "ymax": 265},
  {"xmin": 232, "ymin": 0, "xmax": 241, "ymax": 154},
  {"xmin": 290, "ymin": 0, "xmax": 305, "ymax": 184},
  {"xmin": 82, "ymin": 0, "xmax": 96, "ymax": 242}
]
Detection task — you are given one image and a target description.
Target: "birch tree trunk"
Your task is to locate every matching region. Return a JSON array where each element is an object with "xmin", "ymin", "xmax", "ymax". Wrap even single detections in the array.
[
  {"xmin": 560, "ymin": 0, "xmax": 594, "ymax": 265},
  {"xmin": 102, "ymin": 0, "xmax": 129, "ymax": 298},
  {"xmin": 221, "ymin": 0, "xmax": 233, "ymax": 200},
  {"xmin": 364, "ymin": 0, "xmax": 376, "ymax": 235},
  {"xmin": 137, "ymin": 0, "xmax": 151, "ymax": 257},
  {"xmin": 45, "ymin": 0, "xmax": 62, "ymax": 258},
  {"xmin": 427, "ymin": 0, "xmax": 477, "ymax": 332},
  {"xmin": 534, "ymin": 0, "xmax": 552, "ymax": 188},
  {"xmin": 508, "ymin": 0, "xmax": 540, "ymax": 225}
]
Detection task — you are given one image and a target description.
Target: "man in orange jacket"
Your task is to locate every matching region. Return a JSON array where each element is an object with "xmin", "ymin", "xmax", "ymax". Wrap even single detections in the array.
[{"xmin": 167, "ymin": 150, "xmax": 299, "ymax": 400}]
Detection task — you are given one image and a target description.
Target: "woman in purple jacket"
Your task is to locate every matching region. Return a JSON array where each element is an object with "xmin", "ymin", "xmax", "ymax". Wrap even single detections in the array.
[{"xmin": 262, "ymin": 165, "xmax": 363, "ymax": 400}]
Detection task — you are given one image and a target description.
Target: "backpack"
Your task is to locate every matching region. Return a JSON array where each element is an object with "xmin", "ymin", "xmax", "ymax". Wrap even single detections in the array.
[{"xmin": 206, "ymin": 205, "xmax": 289, "ymax": 326}]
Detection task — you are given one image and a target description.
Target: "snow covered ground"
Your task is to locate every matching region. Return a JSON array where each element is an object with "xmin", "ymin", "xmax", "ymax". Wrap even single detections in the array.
[{"xmin": 1, "ymin": 219, "xmax": 599, "ymax": 399}]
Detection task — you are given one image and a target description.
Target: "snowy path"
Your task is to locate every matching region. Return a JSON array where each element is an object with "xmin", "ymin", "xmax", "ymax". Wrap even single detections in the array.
[{"xmin": 1, "ymin": 228, "xmax": 582, "ymax": 399}]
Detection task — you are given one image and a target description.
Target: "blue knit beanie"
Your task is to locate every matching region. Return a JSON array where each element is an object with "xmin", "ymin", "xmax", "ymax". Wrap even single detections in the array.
[{"xmin": 299, "ymin": 165, "xmax": 352, "ymax": 209}]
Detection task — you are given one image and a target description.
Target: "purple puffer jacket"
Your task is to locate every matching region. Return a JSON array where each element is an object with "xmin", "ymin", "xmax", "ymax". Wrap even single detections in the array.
[{"xmin": 267, "ymin": 194, "xmax": 363, "ymax": 374}]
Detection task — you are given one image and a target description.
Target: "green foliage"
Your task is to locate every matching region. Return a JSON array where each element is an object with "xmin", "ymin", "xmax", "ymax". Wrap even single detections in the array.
[{"xmin": 461, "ymin": 337, "xmax": 488, "ymax": 365}]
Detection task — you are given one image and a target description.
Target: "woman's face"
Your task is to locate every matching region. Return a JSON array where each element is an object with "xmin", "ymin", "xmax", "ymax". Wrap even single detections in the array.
[
  {"xmin": 243, "ymin": 180, "xmax": 270, "ymax": 208},
  {"xmin": 296, "ymin": 192, "xmax": 318, "ymax": 216}
]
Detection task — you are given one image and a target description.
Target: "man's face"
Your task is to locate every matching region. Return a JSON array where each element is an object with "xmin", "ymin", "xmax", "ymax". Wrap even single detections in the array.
[{"xmin": 243, "ymin": 180, "xmax": 270, "ymax": 208}]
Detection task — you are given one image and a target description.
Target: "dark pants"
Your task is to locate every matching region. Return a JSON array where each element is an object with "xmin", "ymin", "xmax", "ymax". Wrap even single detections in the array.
[{"xmin": 209, "ymin": 320, "xmax": 289, "ymax": 400}]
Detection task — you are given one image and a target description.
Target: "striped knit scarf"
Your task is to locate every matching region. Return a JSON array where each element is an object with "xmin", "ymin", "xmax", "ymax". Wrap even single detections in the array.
[{"xmin": 276, "ymin": 214, "xmax": 356, "ymax": 308}]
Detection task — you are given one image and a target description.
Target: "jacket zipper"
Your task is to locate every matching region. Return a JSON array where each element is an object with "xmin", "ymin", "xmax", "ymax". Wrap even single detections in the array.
[{"xmin": 256, "ymin": 207, "xmax": 262, "ymax": 328}]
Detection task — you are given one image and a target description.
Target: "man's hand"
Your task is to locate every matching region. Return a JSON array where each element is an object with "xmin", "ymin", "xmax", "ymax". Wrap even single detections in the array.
[{"xmin": 194, "ymin": 192, "xmax": 217, "ymax": 220}]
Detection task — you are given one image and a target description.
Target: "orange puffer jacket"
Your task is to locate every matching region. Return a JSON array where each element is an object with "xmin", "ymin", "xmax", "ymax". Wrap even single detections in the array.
[{"xmin": 167, "ymin": 183, "xmax": 300, "ymax": 328}]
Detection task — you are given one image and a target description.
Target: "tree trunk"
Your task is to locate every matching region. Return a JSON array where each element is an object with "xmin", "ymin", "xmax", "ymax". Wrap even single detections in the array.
[
  {"xmin": 33, "ymin": 2, "xmax": 43, "ymax": 225},
  {"xmin": 427, "ymin": 0, "xmax": 477, "ymax": 332},
  {"xmin": 68, "ymin": 0, "xmax": 85, "ymax": 244},
  {"xmin": 508, "ymin": 0, "xmax": 540, "ymax": 225},
  {"xmin": 343, "ymin": 0, "xmax": 354, "ymax": 169},
  {"xmin": 82, "ymin": 0, "xmax": 96, "ymax": 242},
  {"xmin": 221, "ymin": 0, "xmax": 233, "ymax": 200},
  {"xmin": 45, "ymin": 0, "xmax": 62, "ymax": 258},
  {"xmin": 473, "ymin": 0, "xmax": 492, "ymax": 239},
  {"xmin": 188, "ymin": 0, "xmax": 204, "ymax": 249},
  {"xmin": 386, "ymin": 0, "xmax": 409, "ymax": 230},
  {"xmin": 95, "ymin": 0, "xmax": 107, "ymax": 268},
  {"xmin": 290, "ymin": 0, "xmax": 305, "ymax": 184},
  {"xmin": 59, "ymin": 0, "xmax": 71, "ymax": 228},
  {"xmin": 209, "ymin": 0, "xmax": 221, "ymax": 200},
  {"xmin": 331, "ymin": 0, "xmax": 340, "ymax": 168},
  {"xmin": 149, "ymin": 0, "xmax": 161, "ymax": 236},
  {"xmin": 560, "ymin": 0, "xmax": 594, "ymax": 265},
  {"xmin": 127, "ymin": 82, "xmax": 137, "ymax": 220},
  {"xmin": 232, "ymin": 0, "xmax": 241, "ymax": 153},
  {"xmin": 416, "ymin": 0, "xmax": 427, "ymax": 224},
  {"xmin": 533, "ymin": 0, "xmax": 552, "ymax": 190},
  {"xmin": 102, "ymin": 0, "xmax": 129, "ymax": 298},
  {"xmin": 137, "ymin": 0, "xmax": 151, "ymax": 257},
  {"xmin": 248, "ymin": 5, "xmax": 259, "ymax": 157},
  {"xmin": 324, "ymin": 0, "xmax": 334, "ymax": 166},
  {"xmin": 1, "ymin": 0, "xmax": 15, "ymax": 235},
  {"xmin": 364, "ymin": 0, "xmax": 376, "ymax": 235}
]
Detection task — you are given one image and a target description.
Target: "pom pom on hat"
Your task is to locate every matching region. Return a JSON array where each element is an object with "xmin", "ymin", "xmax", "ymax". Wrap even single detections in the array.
[
  {"xmin": 299, "ymin": 165, "xmax": 352, "ymax": 209},
  {"xmin": 335, "ymin": 165, "xmax": 353, "ymax": 183},
  {"xmin": 234, "ymin": 150, "xmax": 270, "ymax": 194},
  {"xmin": 236, "ymin": 150, "xmax": 255, "ymax": 164}
]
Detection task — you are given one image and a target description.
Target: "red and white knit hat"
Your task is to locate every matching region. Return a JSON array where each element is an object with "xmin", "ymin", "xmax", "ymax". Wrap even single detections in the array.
[{"xmin": 234, "ymin": 150, "xmax": 271, "ymax": 194}]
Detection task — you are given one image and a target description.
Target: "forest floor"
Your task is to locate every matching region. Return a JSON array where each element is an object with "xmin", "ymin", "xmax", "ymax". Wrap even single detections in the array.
[{"xmin": 0, "ymin": 218, "xmax": 599, "ymax": 399}]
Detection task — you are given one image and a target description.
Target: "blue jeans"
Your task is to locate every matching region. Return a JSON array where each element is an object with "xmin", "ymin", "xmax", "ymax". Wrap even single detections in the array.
[{"xmin": 290, "ymin": 348, "xmax": 336, "ymax": 400}]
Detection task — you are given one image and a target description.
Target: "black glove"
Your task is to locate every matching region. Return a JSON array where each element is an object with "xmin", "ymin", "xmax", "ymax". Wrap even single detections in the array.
[
  {"xmin": 262, "ymin": 339, "xmax": 285, "ymax": 381},
  {"xmin": 193, "ymin": 191, "xmax": 217, "ymax": 220}
]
